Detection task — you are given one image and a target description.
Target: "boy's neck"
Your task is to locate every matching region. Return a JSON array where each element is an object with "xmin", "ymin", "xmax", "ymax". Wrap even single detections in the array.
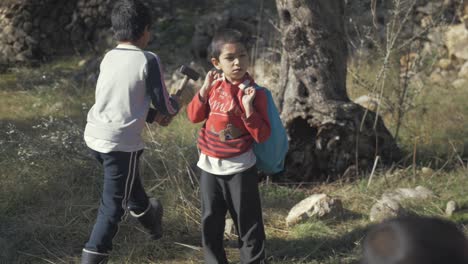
[
  {"xmin": 226, "ymin": 78, "xmax": 241, "ymax": 85},
  {"xmin": 224, "ymin": 73, "xmax": 250, "ymax": 85}
]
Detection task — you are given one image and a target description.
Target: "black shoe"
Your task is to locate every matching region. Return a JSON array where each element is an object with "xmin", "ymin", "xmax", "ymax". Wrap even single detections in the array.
[
  {"xmin": 81, "ymin": 249, "xmax": 108, "ymax": 264},
  {"xmin": 130, "ymin": 198, "xmax": 163, "ymax": 239}
]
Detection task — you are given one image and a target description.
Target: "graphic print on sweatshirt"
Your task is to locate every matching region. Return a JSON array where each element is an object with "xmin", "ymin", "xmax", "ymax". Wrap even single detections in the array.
[{"xmin": 208, "ymin": 82, "xmax": 245, "ymax": 142}]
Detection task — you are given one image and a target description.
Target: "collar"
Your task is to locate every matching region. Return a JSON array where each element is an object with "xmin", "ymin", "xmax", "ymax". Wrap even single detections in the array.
[
  {"xmin": 222, "ymin": 72, "xmax": 255, "ymax": 91},
  {"xmin": 115, "ymin": 43, "xmax": 142, "ymax": 51}
]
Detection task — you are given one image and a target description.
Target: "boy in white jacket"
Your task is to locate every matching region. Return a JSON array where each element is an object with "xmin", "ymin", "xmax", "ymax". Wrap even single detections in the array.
[{"xmin": 81, "ymin": 0, "xmax": 179, "ymax": 263}]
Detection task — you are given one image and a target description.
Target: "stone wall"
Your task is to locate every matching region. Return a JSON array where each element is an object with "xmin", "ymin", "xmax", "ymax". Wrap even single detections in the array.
[{"xmin": 0, "ymin": 0, "xmax": 114, "ymax": 65}]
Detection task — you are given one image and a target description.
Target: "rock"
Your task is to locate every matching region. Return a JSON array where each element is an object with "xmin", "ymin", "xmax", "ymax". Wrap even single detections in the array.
[
  {"xmin": 84, "ymin": 17, "xmax": 94, "ymax": 28},
  {"xmin": 15, "ymin": 52, "xmax": 27, "ymax": 62},
  {"xmin": 443, "ymin": 0, "xmax": 454, "ymax": 8},
  {"xmin": 2, "ymin": 46, "xmax": 14, "ymax": 58},
  {"xmin": 439, "ymin": 69, "xmax": 455, "ymax": 79},
  {"xmin": 445, "ymin": 24, "xmax": 468, "ymax": 60},
  {"xmin": 458, "ymin": 61, "xmax": 468, "ymax": 79},
  {"xmin": 370, "ymin": 198, "xmax": 404, "ymax": 222},
  {"xmin": 353, "ymin": 95, "xmax": 379, "ymax": 112},
  {"xmin": 23, "ymin": 21, "xmax": 33, "ymax": 33},
  {"xmin": 417, "ymin": 2, "xmax": 442, "ymax": 15},
  {"xmin": 427, "ymin": 27, "xmax": 446, "ymax": 47},
  {"xmin": 438, "ymin": 58, "xmax": 452, "ymax": 70},
  {"xmin": 382, "ymin": 186, "xmax": 434, "ymax": 202},
  {"xmin": 78, "ymin": 59, "xmax": 88, "ymax": 67},
  {"xmin": 13, "ymin": 41, "xmax": 24, "ymax": 52},
  {"xmin": 420, "ymin": 167, "xmax": 434, "ymax": 176},
  {"xmin": 3, "ymin": 25, "xmax": 14, "ymax": 35},
  {"xmin": 18, "ymin": 48, "xmax": 33, "ymax": 58},
  {"xmin": 286, "ymin": 194, "xmax": 343, "ymax": 226},
  {"xmin": 420, "ymin": 16, "xmax": 433, "ymax": 28},
  {"xmin": 224, "ymin": 218, "xmax": 236, "ymax": 236},
  {"xmin": 451, "ymin": 79, "xmax": 468, "ymax": 89},
  {"xmin": 445, "ymin": 200, "xmax": 457, "ymax": 216},
  {"xmin": 0, "ymin": 0, "xmax": 115, "ymax": 64},
  {"xmin": 413, "ymin": 186, "xmax": 434, "ymax": 198},
  {"xmin": 429, "ymin": 71, "xmax": 444, "ymax": 84}
]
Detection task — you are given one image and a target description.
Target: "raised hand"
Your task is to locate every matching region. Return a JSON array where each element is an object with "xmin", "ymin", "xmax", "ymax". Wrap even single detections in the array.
[
  {"xmin": 242, "ymin": 86, "xmax": 256, "ymax": 118},
  {"xmin": 199, "ymin": 69, "xmax": 222, "ymax": 99}
]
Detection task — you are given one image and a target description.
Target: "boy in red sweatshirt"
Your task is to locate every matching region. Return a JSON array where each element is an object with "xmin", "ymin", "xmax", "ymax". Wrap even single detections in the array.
[{"xmin": 187, "ymin": 29, "xmax": 270, "ymax": 264}]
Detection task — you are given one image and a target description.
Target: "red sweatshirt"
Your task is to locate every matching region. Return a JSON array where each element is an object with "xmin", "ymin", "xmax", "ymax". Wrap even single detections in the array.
[{"xmin": 187, "ymin": 74, "xmax": 271, "ymax": 159}]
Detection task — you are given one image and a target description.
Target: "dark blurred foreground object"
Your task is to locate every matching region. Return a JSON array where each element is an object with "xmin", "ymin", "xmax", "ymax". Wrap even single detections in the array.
[{"xmin": 362, "ymin": 215, "xmax": 468, "ymax": 264}]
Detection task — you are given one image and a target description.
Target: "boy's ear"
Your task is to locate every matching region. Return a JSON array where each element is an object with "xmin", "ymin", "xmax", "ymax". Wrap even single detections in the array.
[{"xmin": 211, "ymin": 58, "xmax": 221, "ymax": 70}]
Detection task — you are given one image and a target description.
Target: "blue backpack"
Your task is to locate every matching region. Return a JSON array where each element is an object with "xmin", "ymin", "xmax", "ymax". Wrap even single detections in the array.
[{"xmin": 253, "ymin": 86, "xmax": 289, "ymax": 174}]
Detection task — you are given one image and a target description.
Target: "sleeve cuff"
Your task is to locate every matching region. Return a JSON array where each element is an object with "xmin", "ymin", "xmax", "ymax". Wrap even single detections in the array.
[
  {"xmin": 197, "ymin": 92, "xmax": 208, "ymax": 104},
  {"xmin": 241, "ymin": 111, "xmax": 259, "ymax": 124}
]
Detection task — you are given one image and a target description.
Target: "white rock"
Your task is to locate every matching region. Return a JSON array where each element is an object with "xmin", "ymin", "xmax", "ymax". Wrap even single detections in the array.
[
  {"xmin": 445, "ymin": 24, "xmax": 468, "ymax": 60},
  {"xmin": 382, "ymin": 186, "xmax": 434, "ymax": 202},
  {"xmin": 414, "ymin": 186, "xmax": 434, "ymax": 198},
  {"xmin": 354, "ymin": 95, "xmax": 380, "ymax": 112},
  {"xmin": 445, "ymin": 200, "xmax": 457, "ymax": 216},
  {"xmin": 286, "ymin": 194, "xmax": 343, "ymax": 226},
  {"xmin": 438, "ymin": 58, "xmax": 452, "ymax": 70},
  {"xmin": 452, "ymin": 79, "xmax": 468, "ymax": 89},
  {"xmin": 421, "ymin": 167, "xmax": 434, "ymax": 176},
  {"xmin": 224, "ymin": 218, "xmax": 236, "ymax": 236},
  {"xmin": 458, "ymin": 61, "xmax": 468, "ymax": 78},
  {"xmin": 370, "ymin": 198, "xmax": 403, "ymax": 222},
  {"xmin": 78, "ymin": 59, "xmax": 88, "ymax": 67}
]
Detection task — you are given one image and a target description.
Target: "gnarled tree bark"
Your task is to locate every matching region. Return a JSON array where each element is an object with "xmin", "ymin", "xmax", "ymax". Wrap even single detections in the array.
[{"xmin": 275, "ymin": 0, "xmax": 401, "ymax": 181}]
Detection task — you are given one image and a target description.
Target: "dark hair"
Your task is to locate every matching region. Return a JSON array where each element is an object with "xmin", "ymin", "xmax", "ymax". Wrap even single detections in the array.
[
  {"xmin": 111, "ymin": 0, "xmax": 152, "ymax": 42},
  {"xmin": 362, "ymin": 216, "xmax": 468, "ymax": 264},
  {"xmin": 208, "ymin": 28, "xmax": 250, "ymax": 59}
]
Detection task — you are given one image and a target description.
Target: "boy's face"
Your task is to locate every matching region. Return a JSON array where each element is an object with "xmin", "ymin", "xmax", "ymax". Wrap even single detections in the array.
[{"xmin": 212, "ymin": 42, "xmax": 249, "ymax": 83}]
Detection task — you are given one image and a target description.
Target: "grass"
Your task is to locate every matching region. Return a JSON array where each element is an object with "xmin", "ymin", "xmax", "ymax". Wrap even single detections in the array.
[
  {"xmin": 0, "ymin": 49, "xmax": 467, "ymax": 263},
  {"xmin": 347, "ymin": 52, "xmax": 468, "ymax": 166}
]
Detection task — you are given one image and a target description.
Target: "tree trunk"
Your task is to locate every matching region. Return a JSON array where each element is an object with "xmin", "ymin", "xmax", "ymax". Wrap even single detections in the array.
[{"xmin": 275, "ymin": 0, "xmax": 401, "ymax": 181}]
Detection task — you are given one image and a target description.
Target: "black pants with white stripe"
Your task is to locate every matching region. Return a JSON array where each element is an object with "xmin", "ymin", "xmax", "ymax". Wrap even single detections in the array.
[
  {"xmin": 84, "ymin": 149, "xmax": 149, "ymax": 254},
  {"xmin": 200, "ymin": 166, "xmax": 266, "ymax": 264}
]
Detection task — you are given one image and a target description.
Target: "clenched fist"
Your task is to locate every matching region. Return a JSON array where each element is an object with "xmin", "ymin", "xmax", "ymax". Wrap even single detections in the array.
[{"xmin": 154, "ymin": 112, "xmax": 173, "ymax": 126}]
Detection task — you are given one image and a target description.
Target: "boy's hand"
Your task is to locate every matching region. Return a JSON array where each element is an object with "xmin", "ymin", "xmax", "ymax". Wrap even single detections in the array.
[
  {"xmin": 152, "ymin": 94, "xmax": 179, "ymax": 126},
  {"xmin": 242, "ymin": 86, "xmax": 256, "ymax": 118},
  {"xmin": 199, "ymin": 69, "xmax": 222, "ymax": 100},
  {"xmin": 154, "ymin": 112, "xmax": 173, "ymax": 126}
]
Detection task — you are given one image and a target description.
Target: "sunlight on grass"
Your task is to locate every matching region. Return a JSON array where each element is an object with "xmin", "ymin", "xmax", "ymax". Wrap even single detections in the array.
[
  {"xmin": 259, "ymin": 164, "xmax": 468, "ymax": 264},
  {"xmin": 0, "ymin": 55, "xmax": 95, "ymax": 121},
  {"xmin": 0, "ymin": 72, "xmax": 17, "ymax": 89},
  {"xmin": 347, "ymin": 55, "xmax": 468, "ymax": 164}
]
